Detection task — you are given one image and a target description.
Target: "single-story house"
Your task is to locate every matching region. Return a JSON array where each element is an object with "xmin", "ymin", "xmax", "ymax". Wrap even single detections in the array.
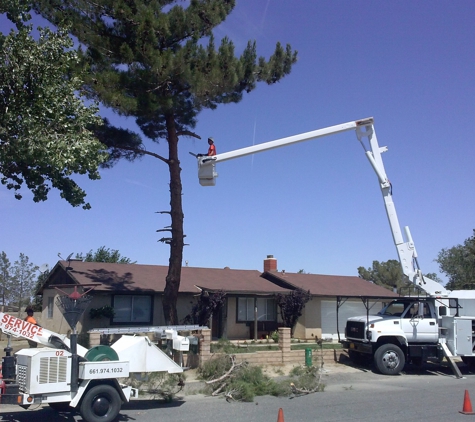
[
  {"xmin": 39, "ymin": 255, "xmax": 398, "ymax": 340},
  {"xmin": 261, "ymin": 264, "xmax": 398, "ymax": 340}
]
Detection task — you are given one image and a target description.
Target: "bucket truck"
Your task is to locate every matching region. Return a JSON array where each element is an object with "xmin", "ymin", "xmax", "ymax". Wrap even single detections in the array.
[
  {"xmin": 194, "ymin": 117, "xmax": 475, "ymax": 377},
  {"xmin": 0, "ymin": 303, "xmax": 194, "ymax": 422}
]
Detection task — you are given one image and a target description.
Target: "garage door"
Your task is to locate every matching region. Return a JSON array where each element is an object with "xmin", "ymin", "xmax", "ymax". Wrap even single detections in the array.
[{"xmin": 321, "ymin": 300, "xmax": 383, "ymax": 339}]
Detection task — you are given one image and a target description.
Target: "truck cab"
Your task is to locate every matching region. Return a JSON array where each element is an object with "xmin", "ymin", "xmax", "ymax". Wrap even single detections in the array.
[{"xmin": 343, "ymin": 298, "xmax": 443, "ymax": 374}]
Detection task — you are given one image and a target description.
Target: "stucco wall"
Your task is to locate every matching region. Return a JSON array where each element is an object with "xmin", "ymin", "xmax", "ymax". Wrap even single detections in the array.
[
  {"xmin": 293, "ymin": 297, "xmax": 323, "ymax": 340},
  {"xmin": 41, "ymin": 290, "xmax": 71, "ymax": 334},
  {"xmin": 42, "ymin": 288, "xmax": 369, "ymax": 342},
  {"xmin": 225, "ymin": 298, "xmax": 249, "ymax": 339}
]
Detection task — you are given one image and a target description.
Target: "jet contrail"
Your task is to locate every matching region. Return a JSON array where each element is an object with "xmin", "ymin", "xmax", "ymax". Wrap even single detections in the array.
[{"xmin": 261, "ymin": 0, "xmax": 270, "ymax": 29}]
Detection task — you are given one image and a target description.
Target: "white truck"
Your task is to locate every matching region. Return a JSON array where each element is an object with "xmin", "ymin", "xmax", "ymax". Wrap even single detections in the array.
[
  {"xmin": 195, "ymin": 117, "xmax": 475, "ymax": 377},
  {"xmin": 0, "ymin": 310, "xmax": 194, "ymax": 422},
  {"xmin": 341, "ymin": 294, "xmax": 475, "ymax": 376}
]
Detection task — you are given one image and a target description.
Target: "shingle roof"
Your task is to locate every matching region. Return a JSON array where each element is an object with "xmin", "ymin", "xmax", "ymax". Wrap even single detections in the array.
[
  {"xmin": 262, "ymin": 271, "xmax": 399, "ymax": 298},
  {"xmin": 44, "ymin": 261, "xmax": 398, "ymax": 298},
  {"xmin": 47, "ymin": 261, "xmax": 290, "ymax": 295}
]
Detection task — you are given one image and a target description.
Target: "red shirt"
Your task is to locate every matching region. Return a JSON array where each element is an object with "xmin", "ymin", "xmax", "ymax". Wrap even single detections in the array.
[{"xmin": 207, "ymin": 144, "xmax": 216, "ymax": 156}]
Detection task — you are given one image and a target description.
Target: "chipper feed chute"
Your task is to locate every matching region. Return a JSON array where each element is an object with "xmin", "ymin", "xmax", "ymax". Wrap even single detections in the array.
[{"xmin": 111, "ymin": 335, "xmax": 183, "ymax": 373}]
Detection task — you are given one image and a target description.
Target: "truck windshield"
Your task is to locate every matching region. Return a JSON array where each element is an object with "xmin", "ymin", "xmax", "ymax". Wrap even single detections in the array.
[{"xmin": 377, "ymin": 301, "xmax": 410, "ymax": 317}]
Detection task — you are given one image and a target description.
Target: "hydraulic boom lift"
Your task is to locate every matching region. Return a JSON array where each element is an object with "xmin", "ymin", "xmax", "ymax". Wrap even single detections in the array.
[
  {"xmin": 195, "ymin": 117, "xmax": 441, "ymax": 294},
  {"xmin": 195, "ymin": 117, "xmax": 475, "ymax": 376}
]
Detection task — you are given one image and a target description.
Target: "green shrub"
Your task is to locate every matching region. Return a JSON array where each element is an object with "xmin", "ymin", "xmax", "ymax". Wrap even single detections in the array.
[
  {"xmin": 210, "ymin": 338, "xmax": 239, "ymax": 354},
  {"xmin": 270, "ymin": 330, "xmax": 279, "ymax": 343}
]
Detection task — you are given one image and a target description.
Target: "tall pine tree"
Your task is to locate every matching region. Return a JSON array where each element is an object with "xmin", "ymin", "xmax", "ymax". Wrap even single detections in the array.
[{"xmin": 34, "ymin": 0, "xmax": 298, "ymax": 323}]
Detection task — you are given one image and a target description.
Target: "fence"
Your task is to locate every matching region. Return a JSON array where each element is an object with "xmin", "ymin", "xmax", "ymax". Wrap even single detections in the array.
[{"xmin": 198, "ymin": 327, "xmax": 342, "ymax": 367}]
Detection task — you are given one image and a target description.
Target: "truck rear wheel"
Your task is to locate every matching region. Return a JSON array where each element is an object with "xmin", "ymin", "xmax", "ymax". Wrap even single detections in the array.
[
  {"xmin": 374, "ymin": 343, "xmax": 405, "ymax": 375},
  {"xmin": 80, "ymin": 384, "xmax": 122, "ymax": 422}
]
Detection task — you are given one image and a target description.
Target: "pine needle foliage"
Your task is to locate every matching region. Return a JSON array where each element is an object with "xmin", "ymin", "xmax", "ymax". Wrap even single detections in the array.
[{"xmin": 33, "ymin": 0, "xmax": 298, "ymax": 324}]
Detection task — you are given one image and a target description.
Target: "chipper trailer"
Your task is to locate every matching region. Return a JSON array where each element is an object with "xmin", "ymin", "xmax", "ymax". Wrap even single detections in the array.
[{"xmin": 0, "ymin": 286, "xmax": 195, "ymax": 422}]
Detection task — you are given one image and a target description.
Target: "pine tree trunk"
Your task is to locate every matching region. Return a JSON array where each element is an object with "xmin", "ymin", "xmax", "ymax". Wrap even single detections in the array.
[{"xmin": 163, "ymin": 114, "xmax": 184, "ymax": 325}]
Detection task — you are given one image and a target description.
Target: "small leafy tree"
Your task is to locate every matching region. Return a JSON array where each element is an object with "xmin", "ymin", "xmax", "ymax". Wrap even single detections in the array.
[
  {"xmin": 357, "ymin": 260, "xmax": 406, "ymax": 291},
  {"xmin": 31, "ymin": 268, "xmax": 50, "ymax": 312},
  {"xmin": 183, "ymin": 290, "xmax": 226, "ymax": 326},
  {"xmin": 1, "ymin": 2, "xmax": 107, "ymax": 208},
  {"xmin": 75, "ymin": 246, "xmax": 136, "ymax": 264},
  {"xmin": 436, "ymin": 229, "xmax": 475, "ymax": 290},
  {"xmin": 10, "ymin": 253, "xmax": 39, "ymax": 314},
  {"xmin": 358, "ymin": 259, "xmax": 444, "ymax": 293},
  {"xmin": 276, "ymin": 289, "xmax": 311, "ymax": 336},
  {"xmin": 0, "ymin": 252, "xmax": 12, "ymax": 309}
]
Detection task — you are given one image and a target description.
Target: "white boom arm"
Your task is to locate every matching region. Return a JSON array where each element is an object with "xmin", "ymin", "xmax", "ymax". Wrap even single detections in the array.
[
  {"xmin": 196, "ymin": 117, "xmax": 448, "ymax": 296},
  {"xmin": 0, "ymin": 312, "xmax": 89, "ymax": 356}
]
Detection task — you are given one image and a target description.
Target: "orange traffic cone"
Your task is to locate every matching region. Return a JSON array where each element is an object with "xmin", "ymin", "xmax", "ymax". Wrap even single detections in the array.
[
  {"xmin": 460, "ymin": 390, "xmax": 475, "ymax": 415},
  {"xmin": 277, "ymin": 407, "xmax": 284, "ymax": 422}
]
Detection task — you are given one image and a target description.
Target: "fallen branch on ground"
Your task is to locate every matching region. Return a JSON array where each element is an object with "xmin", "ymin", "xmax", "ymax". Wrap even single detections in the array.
[
  {"xmin": 205, "ymin": 355, "xmax": 247, "ymax": 385},
  {"xmin": 205, "ymin": 355, "xmax": 249, "ymax": 399}
]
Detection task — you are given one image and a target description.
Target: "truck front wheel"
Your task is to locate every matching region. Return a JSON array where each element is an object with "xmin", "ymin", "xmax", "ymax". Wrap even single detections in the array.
[
  {"xmin": 80, "ymin": 384, "xmax": 122, "ymax": 422},
  {"xmin": 374, "ymin": 343, "xmax": 405, "ymax": 375}
]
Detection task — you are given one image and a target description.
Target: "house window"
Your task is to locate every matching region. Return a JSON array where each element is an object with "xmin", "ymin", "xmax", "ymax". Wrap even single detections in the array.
[
  {"xmin": 112, "ymin": 295, "xmax": 152, "ymax": 324},
  {"xmin": 47, "ymin": 297, "xmax": 54, "ymax": 319},
  {"xmin": 237, "ymin": 297, "xmax": 276, "ymax": 322},
  {"xmin": 257, "ymin": 298, "xmax": 276, "ymax": 321}
]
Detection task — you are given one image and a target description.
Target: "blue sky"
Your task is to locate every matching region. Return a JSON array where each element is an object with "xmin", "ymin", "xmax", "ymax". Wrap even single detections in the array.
[{"xmin": 1, "ymin": 1, "xmax": 474, "ymax": 282}]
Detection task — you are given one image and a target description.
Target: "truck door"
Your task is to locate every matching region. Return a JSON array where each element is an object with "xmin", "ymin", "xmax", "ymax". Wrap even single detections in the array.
[{"xmin": 400, "ymin": 302, "xmax": 438, "ymax": 343}]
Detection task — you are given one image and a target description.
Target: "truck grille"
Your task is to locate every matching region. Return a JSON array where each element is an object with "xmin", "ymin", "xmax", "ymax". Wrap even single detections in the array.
[{"xmin": 346, "ymin": 321, "xmax": 365, "ymax": 340}]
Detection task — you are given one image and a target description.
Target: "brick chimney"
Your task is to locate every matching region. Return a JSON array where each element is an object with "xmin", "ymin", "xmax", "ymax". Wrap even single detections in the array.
[{"xmin": 264, "ymin": 255, "xmax": 277, "ymax": 272}]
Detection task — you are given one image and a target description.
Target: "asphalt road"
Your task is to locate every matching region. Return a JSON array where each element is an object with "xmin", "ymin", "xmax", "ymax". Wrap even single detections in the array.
[{"xmin": 1, "ymin": 362, "xmax": 475, "ymax": 422}]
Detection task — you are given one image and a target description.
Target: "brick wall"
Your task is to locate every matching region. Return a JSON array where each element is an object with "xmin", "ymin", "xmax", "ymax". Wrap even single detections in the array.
[{"xmin": 199, "ymin": 327, "xmax": 340, "ymax": 367}]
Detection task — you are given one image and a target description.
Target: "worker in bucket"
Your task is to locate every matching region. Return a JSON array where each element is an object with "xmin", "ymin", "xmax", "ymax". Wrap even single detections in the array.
[
  {"xmin": 24, "ymin": 307, "xmax": 38, "ymax": 348},
  {"xmin": 198, "ymin": 137, "xmax": 216, "ymax": 157}
]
